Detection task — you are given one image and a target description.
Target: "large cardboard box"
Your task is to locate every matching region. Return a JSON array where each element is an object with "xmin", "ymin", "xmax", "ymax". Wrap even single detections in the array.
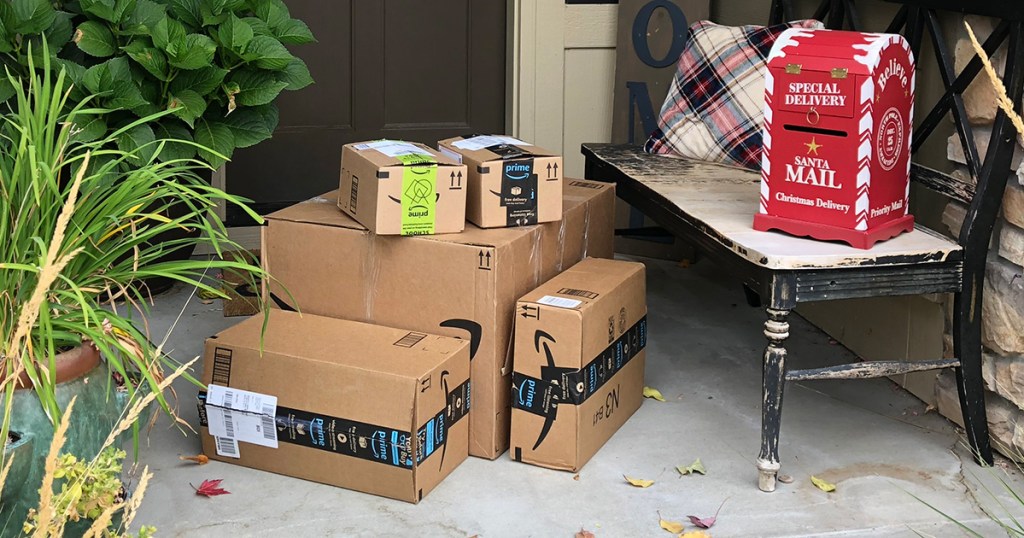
[
  {"xmin": 437, "ymin": 135, "xmax": 562, "ymax": 228},
  {"xmin": 198, "ymin": 310, "xmax": 470, "ymax": 503},
  {"xmin": 510, "ymin": 258, "xmax": 647, "ymax": 472},
  {"xmin": 339, "ymin": 140, "xmax": 468, "ymax": 235},
  {"xmin": 263, "ymin": 179, "xmax": 615, "ymax": 458}
]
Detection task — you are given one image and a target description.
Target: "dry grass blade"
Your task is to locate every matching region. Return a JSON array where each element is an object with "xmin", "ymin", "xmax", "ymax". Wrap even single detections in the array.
[
  {"xmin": 32, "ymin": 396, "xmax": 76, "ymax": 538},
  {"xmin": 965, "ymin": 22, "xmax": 1024, "ymax": 138},
  {"xmin": 100, "ymin": 357, "xmax": 198, "ymax": 451},
  {"xmin": 82, "ymin": 502, "xmax": 124, "ymax": 538},
  {"xmin": 119, "ymin": 465, "xmax": 152, "ymax": 531},
  {"xmin": 0, "ymin": 452, "xmax": 14, "ymax": 495}
]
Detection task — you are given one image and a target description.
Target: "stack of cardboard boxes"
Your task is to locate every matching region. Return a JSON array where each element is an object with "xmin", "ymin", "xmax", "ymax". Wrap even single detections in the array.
[{"xmin": 198, "ymin": 135, "xmax": 648, "ymax": 502}]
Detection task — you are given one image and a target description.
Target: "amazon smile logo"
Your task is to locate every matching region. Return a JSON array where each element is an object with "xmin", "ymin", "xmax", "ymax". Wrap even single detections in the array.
[{"xmin": 505, "ymin": 162, "xmax": 530, "ymax": 180}]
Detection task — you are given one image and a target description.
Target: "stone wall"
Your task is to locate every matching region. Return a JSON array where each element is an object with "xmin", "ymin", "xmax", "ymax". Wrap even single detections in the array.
[{"xmin": 935, "ymin": 16, "xmax": 1024, "ymax": 460}]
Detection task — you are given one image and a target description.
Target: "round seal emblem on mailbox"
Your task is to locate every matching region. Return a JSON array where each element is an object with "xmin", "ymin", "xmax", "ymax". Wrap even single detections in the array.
[{"xmin": 877, "ymin": 107, "xmax": 904, "ymax": 171}]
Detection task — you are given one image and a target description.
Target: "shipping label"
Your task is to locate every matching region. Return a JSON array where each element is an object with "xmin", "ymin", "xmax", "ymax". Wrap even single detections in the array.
[
  {"xmin": 397, "ymin": 153, "xmax": 437, "ymax": 236},
  {"xmin": 205, "ymin": 384, "xmax": 279, "ymax": 449}
]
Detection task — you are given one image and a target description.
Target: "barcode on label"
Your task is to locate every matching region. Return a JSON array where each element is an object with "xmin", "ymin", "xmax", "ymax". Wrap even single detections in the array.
[
  {"xmin": 557, "ymin": 288, "xmax": 599, "ymax": 299},
  {"xmin": 394, "ymin": 332, "xmax": 427, "ymax": 348},
  {"xmin": 223, "ymin": 409, "xmax": 235, "ymax": 438},
  {"xmin": 216, "ymin": 436, "xmax": 239, "ymax": 458},
  {"xmin": 537, "ymin": 295, "xmax": 582, "ymax": 309},
  {"xmin": 261, "ymin": 404, "xmax": 276, "ymax": 441}
]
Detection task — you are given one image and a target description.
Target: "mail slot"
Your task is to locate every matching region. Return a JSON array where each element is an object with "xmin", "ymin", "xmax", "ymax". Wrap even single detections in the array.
[{"xmin": 754, "ymin": 28, "xmax": 916, "ymax": 249}]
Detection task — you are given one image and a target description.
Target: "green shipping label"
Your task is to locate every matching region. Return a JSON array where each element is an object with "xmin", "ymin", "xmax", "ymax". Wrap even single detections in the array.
[{"xmin": 396, "ymin": 153, "xmax": 437, "ymax": 235}]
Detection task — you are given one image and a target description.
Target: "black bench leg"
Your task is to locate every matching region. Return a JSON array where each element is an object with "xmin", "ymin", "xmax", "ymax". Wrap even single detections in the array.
[
  {"xmin": 953, "ymin": 294, "xmax": 993, "ymax": 465},
  {"xmin": 758, "ymin": 307, "xmax": 790, "ymax": 492}
]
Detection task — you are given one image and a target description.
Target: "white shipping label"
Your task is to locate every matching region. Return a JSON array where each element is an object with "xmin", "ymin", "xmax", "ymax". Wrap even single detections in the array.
[
  {"xmin": 353, "ymin": 140, "xmax": 433, "ymax": 158},
  {"xmin": 437, "ymin": 145, "xmax": 464, "ymax": 164},
  {"xmin": 451, "ymin": 135, "xmax": 532, "ymax": 151},
  {"xmin": 215, "ymin": 436, "xmax": 240, "ymax": 458},
  {"xmin": 536, "ymin": 295, "xmax": 582, "ymax": 309},
  {"xmin": 206, "ymin": 385, "xmax": 279, "ymax": 448}
]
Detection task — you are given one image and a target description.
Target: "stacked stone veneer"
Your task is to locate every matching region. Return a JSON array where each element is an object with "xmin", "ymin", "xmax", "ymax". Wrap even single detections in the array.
[{"xmin": 937, "ymin": 16, "xmax": 1024, "ymax": 459}]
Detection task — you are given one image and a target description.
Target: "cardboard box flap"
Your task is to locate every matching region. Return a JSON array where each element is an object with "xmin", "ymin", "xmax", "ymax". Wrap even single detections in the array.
[
  {"xmin": 349, "ymin": 140, "xmax": 461, "ymax": 168},
  {"xmin": 440, "ymin": 135, "xmax": 558, "ymax": 163},
  {"xmin": 519, "ymin": 258, "xmax": 645, "ymax": 312},
  {"xmin": 266, "ymin": 192, "xmax": 367, "ymax": 231},
  {"xmin": 212, "ymin": 310, "xmax": 468, "ymax": 380}
]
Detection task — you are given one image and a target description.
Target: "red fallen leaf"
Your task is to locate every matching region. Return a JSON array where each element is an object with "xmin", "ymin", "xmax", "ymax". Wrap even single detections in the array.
[
  {"xmin": 192, "ymin": 478, "xmax": 230, "ymax": 497},
  {"xmin": 687, "ymin": 499, "xmax": 727, "ymax": 529},
  {"xmin": 575, "ymin": 529, "xmax": 596, "ymax": 538},
  {"xmin": 179, "ymin": 454, "xmax": 209, "ymax": 465}
]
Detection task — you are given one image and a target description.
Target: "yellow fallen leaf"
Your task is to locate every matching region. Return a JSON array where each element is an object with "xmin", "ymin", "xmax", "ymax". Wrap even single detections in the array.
[
  {"xmin": 811, "ymin": 475, "xmax": 836, "ymax": 492},
  {"xmin": 643, "ymin": 386, "xmax": 666, "ymax": 402},
  {"xmin": 680, "ymin": 531, "xmax": 712, "ymax": 538},
  {"xmin": 658, "ymin": 512, "xmax": 684, "ymax": 533},
  {"xmin": 623, "ymin": 475, "xmax": 654, "ymax": 488},
  {"xmin": 676, "ymin": 458, "xmax": 706, "ymax": 476}
]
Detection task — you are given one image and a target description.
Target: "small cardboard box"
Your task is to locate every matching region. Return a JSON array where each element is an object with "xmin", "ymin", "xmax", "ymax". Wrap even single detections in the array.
[
  {"xmin": 262, "ymin": 179, "xmax": 615, "ymax": 459},
  {"xmin": 438, "ymin": 135, "xmax": 562, "ymax": 228},
  {"xmin": 339, "ymin": 140, "xmax": 468, "ymax": 235},
  {"xmin": 510, "ymin": 257, "xmax": 647, "ymax": 472},
  {"xmin": 198, "ymin": 310, "xmax": 470, "ymax": 503}
]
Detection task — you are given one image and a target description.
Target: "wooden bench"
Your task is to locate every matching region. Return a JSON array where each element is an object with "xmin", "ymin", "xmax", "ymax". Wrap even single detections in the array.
[{"xmin": 583, "ymin": 0, "xmax": 1024, "ymax": 491}]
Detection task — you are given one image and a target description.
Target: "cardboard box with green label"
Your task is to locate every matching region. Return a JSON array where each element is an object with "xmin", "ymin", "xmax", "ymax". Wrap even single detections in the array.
[
  {"xmin": 438, "ymin": 135, "xmax": 562, "ymax": 228},
  {"xmin": 339, "ymin": 140, "xmax": 468, "ymax": 235}
]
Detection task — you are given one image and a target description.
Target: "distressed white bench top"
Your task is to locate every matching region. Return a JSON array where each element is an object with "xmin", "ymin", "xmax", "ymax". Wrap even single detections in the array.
[{"xmin": 587, "ymin": 146, "xmax": 960, "ymax": 270}]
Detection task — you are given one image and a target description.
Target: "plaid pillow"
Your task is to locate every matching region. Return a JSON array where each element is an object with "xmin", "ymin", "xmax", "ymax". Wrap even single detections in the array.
[{"xmin": 645, "ymin": 19, "xmax": 823, "ymax": 170}]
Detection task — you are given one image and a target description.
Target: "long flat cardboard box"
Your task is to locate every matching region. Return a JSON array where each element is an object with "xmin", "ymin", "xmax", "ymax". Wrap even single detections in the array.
[
  {"xmin": 198, "ymin": 310, "xmax": 470, "ymax": 503},
  {"xmin": 262, "ymin": 179, "xmax": 615, "ymax": 458}
]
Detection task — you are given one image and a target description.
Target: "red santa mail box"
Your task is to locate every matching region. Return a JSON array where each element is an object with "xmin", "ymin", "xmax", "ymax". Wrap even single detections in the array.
[{"xmin": 754, "ymin": 29, "xmax": 915, "ymax": 249}]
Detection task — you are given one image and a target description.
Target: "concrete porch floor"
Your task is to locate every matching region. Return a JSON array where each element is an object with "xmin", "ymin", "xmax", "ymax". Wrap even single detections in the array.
[{"xmin": 131, "ymin": 255, "xmax": 1024, "ymax": 537}]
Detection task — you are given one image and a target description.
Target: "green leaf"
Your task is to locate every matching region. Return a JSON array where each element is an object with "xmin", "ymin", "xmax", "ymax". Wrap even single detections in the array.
[
  {"xmin": 200, "ymin": 2, "xmax": 229, "ymax": 27},
  {"xmin": 116, "ymin": 122, "xmax": 157, "ymax": 164},
  {"xmin": 153, "ymin": 120, "xmax": 197, "ymax": 162},
  {"xmin": 194, "ymin": 119, "xmax": 235, "ymax": 168},
  {"xmin": 106, "ymin": 56, "xmax": 133, "ymax": 81},
  {"xmin": 229, "ymin": 69, "xmax": 288, "ymax": 106},
  {"xmin": 241, "ymin": 16, "xmax": 271, "ymax": 37},
  {"xmin": 275, "ymin": 57, "xmax": 313, "ymax": 90},
  {"xmin": 71, "ymin": 114, "xmax": 108, "ymax": 143},
  {"xmin": 223, "ymin": 104, "xmax": 278, "ymax": 148},
  {"xmin": 274, "ymin": 18, "xmax": 315, "ymax": 45},
  {"xmin": 252, "ymin": 0, "xmax": 289, "ymax": 29},
  {"xmin": 114, "ymin": 0, "xmax": 137, "ymax": 24},
  {"xmin": 122, "ymin": 0, "xmax": 165, "ymax": 35},
  {"xmin": 167, "ymin": 0, "xmax": 202, "ymax": 29},
  {"xmin": 44, "ymin": 11, "xmax": 74, "ymax": 50},
  {"xmin": 56, "ymin": 59, "xmax": 87, "ymax": 92},
  {"xmin": 0, "ymin": 6, "xmax": 14, "ymax": 53},
  {"xmin": 170, "ymin": 66, "xmax": 227, "ymax": 96},
  {"xmin": 108, "ymin": 80, "xmax": 150, "ymax": 111},
  {"xmin": 82, "ymin": 62, "xmax": 109, "ymax": 95},
  {"xmin": 243, "ymin": 35, "xmax": 293, "ymax": 71},
  {"xmin": 167, "ymin": 33, "xmax": 217, "ymax": 70},
  {"xmin": 167, "ymin": 89, "xmax": 206, "ymax": 127},
  {"xmin": 123, "ymin": 41, "xmax": 169, "ymax": 81},
  {"xmin": 152, "ymin": 17, "xmax": 186, "ymax": 51},
  {"xmin": 79, "ymin": 0, "xmax": 116, "ymax": 23},
  {"xmin": 675, "ymin": 458, "xmax": 707, "ymax": 476},
  {"xmin": 0, "ymin": 77, "xmax": 15, "ymax": 104},
  {"xmin": 218, "ymin": 13, "xmax": 253, "ymax": 53},
  {"xmin": 74, "ymin": 20, "xmax": 117, "ymax": 57},
  {"xmin": 13, "ymin": 0, "xmax": 57, "ymax": 35}
]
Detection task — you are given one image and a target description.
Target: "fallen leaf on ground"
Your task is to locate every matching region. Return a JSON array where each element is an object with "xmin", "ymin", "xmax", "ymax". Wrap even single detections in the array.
[
  {"xmin": 676, "ymin": 458, "xmax": 706, "ymax": 476},
  {"xmin": 687, "ymin": 499, "xmax": 726, "ymax": 529},
  {"xmin": 680, "ymin": 531, "xmax": 711, "ymax": 538},
  {"xmin": 575, "ymin": 529, "xmax": 596, "ymax": 538},
  {"xmin": 658, "ymin": 512, "xmax": 684, "ymax": 533},
  {"xmin": 924, "ymin": 404, "xmax": 937, "ymax": 413},
  {"xmin": 573, "ymin": 473, "xmax": 580, "ymax": 481},
  {"xmin": 192, "ymin": 478, "xmax": 230, "ymax": 497},
  {"xmin": 179, "ymin": 454, "xmax": 209, "ymax": 465},
  {"xmin": 777, "ymin": 474, "xmax": 794, "ymax": 484},
  {"xmin": 643, "ymin": 387, "xmax": 666, "ymax": 402},
  {"xmin": 811, "ymin": 475, "xmax": 836, "ymax": 492},
  {"xmin": 624, "ymin": 475, "xmax": 655, "ymax": 488},
  {"xmin": 197, "ymin": 288, "xmax": 222, "ymax": 300}
]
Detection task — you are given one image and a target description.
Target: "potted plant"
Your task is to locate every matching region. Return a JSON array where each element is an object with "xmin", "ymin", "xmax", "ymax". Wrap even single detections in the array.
[{"xmin": 0, "ymin": 53, "xmax": 268, "ymax": 529}]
